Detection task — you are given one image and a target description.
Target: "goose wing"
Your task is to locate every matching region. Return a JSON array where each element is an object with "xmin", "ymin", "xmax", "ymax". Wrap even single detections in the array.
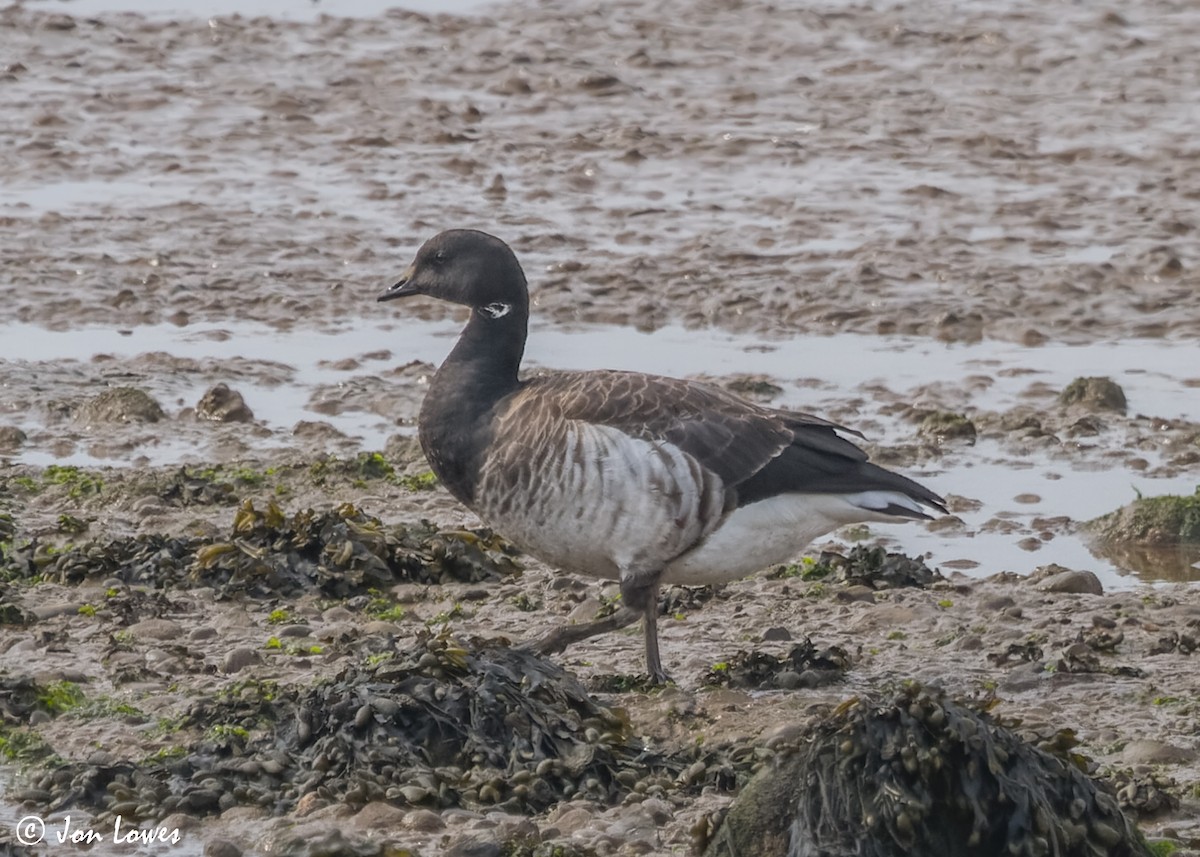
[{"xmin": 506, "ymin": 370, "xmax": 869, "ymax": 488}]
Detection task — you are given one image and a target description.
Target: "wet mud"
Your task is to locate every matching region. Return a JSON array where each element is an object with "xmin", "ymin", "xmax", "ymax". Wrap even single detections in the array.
[{"xmin": 3, "ymin": 0, "xmax": 1200, "ymax": 853}]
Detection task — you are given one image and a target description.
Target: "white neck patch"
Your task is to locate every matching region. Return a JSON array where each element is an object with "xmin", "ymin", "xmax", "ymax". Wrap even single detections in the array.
[{"xmin": 479, "ymin": 302, "xmax": 512, "ymax": 319}]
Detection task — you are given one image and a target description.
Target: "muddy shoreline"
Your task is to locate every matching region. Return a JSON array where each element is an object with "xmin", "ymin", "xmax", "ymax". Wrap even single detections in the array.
[{"xmin": 3, "ymin": 0, "xmax": 1200, "ymax": 853}]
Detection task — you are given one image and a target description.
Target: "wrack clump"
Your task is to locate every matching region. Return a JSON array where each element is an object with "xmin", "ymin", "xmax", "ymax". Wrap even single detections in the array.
[
  {"xmin": 815, "ymin": 544, "xmax": 945, "ymax": 589},
  {"xmin": 11, "ymin": 635, "xmax": 668, "ymax": 823},
  {"xmin": 703, "ymin": 683, "xmax": 1150, "ymax": 857},
  {"xmin": 1, "ymin": 500, "xmax": 519, "ymax": 596},
  {"xmin": 777, "ymin": 545, "xmax": 944, "ymax": 590},
  {"xmin": 9, "ymin": 635, "xmax": 771, "ymax": 825},
  {"xmin": 703, "ymin": 638, "xmax": 852, "ymax": 690}
]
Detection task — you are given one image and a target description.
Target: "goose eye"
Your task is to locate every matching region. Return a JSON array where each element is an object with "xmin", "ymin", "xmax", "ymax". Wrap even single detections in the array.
[{"xmin": 433, "ymin": 250, "xmax": 447, "ymax": 265}]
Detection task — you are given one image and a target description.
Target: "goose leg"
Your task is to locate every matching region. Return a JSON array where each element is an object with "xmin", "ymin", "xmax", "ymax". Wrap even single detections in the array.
[
  {"xmin": 526, "ymin": 572, "xmax": 670, "ymax": 683},
  {"xmin": 527, "ymin": 605, "xmax": 641, "ymax": 656},
  {"xmin": 620, "ymin": 575, "xmax": 669, "ymax": 684}
]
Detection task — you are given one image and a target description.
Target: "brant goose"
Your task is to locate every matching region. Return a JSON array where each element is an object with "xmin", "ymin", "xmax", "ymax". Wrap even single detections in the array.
[{"xmin": 378, "ymin": 230, "xmax": 946, "ymax": 682}]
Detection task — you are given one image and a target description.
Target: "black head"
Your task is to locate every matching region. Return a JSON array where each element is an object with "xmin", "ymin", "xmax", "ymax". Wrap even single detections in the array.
[{"xmin": 377, "ymin": 229, "xmax": 528, "ymax": 318}]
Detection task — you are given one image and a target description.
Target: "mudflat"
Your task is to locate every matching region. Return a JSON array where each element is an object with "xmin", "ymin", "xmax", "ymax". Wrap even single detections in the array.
[{"xmin": 1, "ymin": 0, "xmax": 1199, "ymax": 853}]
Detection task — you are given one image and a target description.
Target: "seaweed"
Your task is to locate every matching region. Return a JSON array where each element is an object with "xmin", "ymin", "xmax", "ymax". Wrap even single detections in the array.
[
  {"xmin": 704, "ymin": 683, "xmax": 1151, "ymax": 857},
  {"xmin": 807, "ymin": 545, "xmax": 945, "ymax": 590},
  {"xmin": 0, "ymin": 500, "xmax": 520, "ymax": 596},
  {"xmin": 1088, "ymin": 487, "xmax": 1200, "ymax": 546},
  {"xmin": 703, "ymin": 638, "xmax": 852, "ymax": 690}
]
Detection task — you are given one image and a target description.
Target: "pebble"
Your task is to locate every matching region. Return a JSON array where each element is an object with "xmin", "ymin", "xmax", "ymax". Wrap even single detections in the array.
[
  {"xmin": 605, "ymin": 806, "xmax": 660, "ymax": 848},
  {"xmin": 1037, "ymin": 569, "xmax": 1104, "ymax": 596},
  {"xmin": 221, "ymin": 647, "xmax": 262, "ymax": 674},
  {"xmin": 158, "ymin": 812, "xmax": 201, "ymax": 831},
  {"xmin": 445, "ymin": 837, "xmax": 501, "ymax": 857},
  {"xmin": 836, "ymin": 585, "xmax": 876, "ymax": 604},
  {"xmin": 204, "ymin": 840, "xmax": 243, "ymax": 857},
  {"xmin": 776, "ymin": 670, "xmax": 802, "ymax": 689},
  {"xmin": 954, "ymin": 635, "xmax": 984, "ymax": 652},
  {"xmin": 568, "ymin": 596, "xmax": 603, "ymax": 622},
  {"xmin": 761, "ymin": 626, "xmax": 792, "ymax": 641},
  {"xmin": 0, "ymin": 425, "xmax": 27, "ymax": 448},
  {"xmin": 75, "ymin": 386, "xmax": 165, "ymax": 425},
  {"xmin": 196, "ymin": 383, "xmax": 255, "ymax": 423},
  {"xmin": 350, "ymin": 801, "xmax": 405, "ymax": 825},
  {"xmin": 551, "ymin": 807, "xmax": 595, "ymax": 835},
  {"xmin": 277, "ymin": 624, "xmax": 313, "ymax": 638},
  {"xmin": 400, "ymin": 808, "xmax": 446, "ymax": 832},
  {"xmin": 294, "ymin": 792, "xmax": 328, "ymax": 817},
  {"xmin": 32, "ymin": 601, "xmax": 84, "ymax": 620},
  {"xmin": 1121, "ymin": 739, "xmax": 1197, "ymax": 765},
  {"xmin": 321, "ymin": 605, "xmax": 355, "ymax": 622},
  {"xmin": 190, "ymin": 626, "xmax": 219, "ymax": 641},
  {"xmin": 126, "ymin": 618, "xmax": 184, "ymax": 640},
  {"xmin": 362, "ymin": 620, "xmax": 403, "ymax": 635},
  {"xmin": 981, "ymin": 595, "xmax": 1016, "ymax": 611}
]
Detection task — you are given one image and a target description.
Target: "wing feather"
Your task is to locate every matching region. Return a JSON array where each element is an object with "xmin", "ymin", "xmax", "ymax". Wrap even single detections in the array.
[{"xmin": 502, "ymin": 370, "xmax": 866, "ymax": 487}]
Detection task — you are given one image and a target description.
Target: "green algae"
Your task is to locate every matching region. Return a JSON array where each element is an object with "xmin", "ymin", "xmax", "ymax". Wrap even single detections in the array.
[{"xmin": 1088, "ymin": 487, "xmax": 1200, "ymax": 546}]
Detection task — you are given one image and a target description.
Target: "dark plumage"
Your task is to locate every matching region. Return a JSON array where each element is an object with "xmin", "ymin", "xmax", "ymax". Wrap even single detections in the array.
[{"xmin": 378, "ymin": 229, "xmax": 945, "ymax": 681}]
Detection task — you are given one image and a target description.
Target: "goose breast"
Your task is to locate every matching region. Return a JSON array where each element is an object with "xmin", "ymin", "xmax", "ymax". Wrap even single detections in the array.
[{"xmin": 476, "ymin": 420, "xmax": 727, "ymax": 579}]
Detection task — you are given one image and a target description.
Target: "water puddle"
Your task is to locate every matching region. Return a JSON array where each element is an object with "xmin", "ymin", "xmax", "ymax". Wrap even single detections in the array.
[{"xmin": 3, "ymin": 318, "xmax": 1199, "ymax": 589}]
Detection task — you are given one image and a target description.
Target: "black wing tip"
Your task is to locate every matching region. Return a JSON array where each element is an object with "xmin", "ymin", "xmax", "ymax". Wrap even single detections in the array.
[{"xmin": 879, "ymin": 503, "xmax": 936, "ymax": 521}]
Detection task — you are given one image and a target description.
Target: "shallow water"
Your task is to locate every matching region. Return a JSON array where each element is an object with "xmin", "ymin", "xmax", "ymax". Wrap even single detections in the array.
[
  {"xmin": 5, "ymin": 317, "xmax": 1200, "ymax": 447},
  {"xmin": 3, "ymin": 317, "xmax": 1198, "ymax": 587}
]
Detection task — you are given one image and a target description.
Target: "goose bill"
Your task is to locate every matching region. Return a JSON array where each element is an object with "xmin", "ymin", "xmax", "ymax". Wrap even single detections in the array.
[{"xmin": 377, "ymin": 265, "xmax": 419, "ymax": 302}]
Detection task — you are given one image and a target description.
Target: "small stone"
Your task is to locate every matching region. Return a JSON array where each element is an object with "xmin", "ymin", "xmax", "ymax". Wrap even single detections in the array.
[
  {"xmin": 293, "ymin": 420, "xmax": 348, "ymax": 439},
  {"xmin": 75, "ymin": 387, "xmax": 165, "ymax": 426},
  {"xmin": 32, "ymin": 601, "xmax": 83, "ymax": 621},
  {"xmin": 567, "ymin": 596, "xmax": 603, "ymax": 622},
  {"xmin": 361, "ymin": 620, "xmax": 403, "ymax": 636},
  {"xmin": 776, "ymin": 670, "xmax": 802, "ymax": 689},
  {"xmin": 399, "ymin": 808, "xmax": 445, "ymax": 832},
  {"xmin": 294, "ymin": 792, "xmax": 327, "ymax": 817},
  {"xmin": 351, "ymin": 802, "xmax": 408, "ymax": 830},
  {"xmin": 190, "ymin": 626, "xmax": 219, "ymax": 641},
  {"xmin": 204, "ymin": 840, "xmax": 242, "ymax": 857},
  {"xmin": 196, "ymin": 383, "xmax": 255, "ymax": 423},
  {"xmin": 982, "ymin": 595, "xmax": 1016, "ymax": 612},
  {"xmin": 42, "ymin": 13, "xmax": 77, "ymax": 30},
  {"xmin": 86, "ymin": 749, "xmax": 116, "ymax": 766},
  {"xmin": 551, "ymin": 807, "xmax": 594, "ymax": 835},
  {"xmin": 0, "ymin": 426, "xmax": 27, "ymax": 449},
  {"xmin": 1037, "ymin": 569, "xmax": 1104, "ymax": 596},
  {"xmin": 445, "ymin": 838, "xmax": 501, "ymax": 857},
  {"xmin": 1122, "ymin": 739, "xmax": 1196, "ymax": 765},
  {"xmin": 918, "ymin": 411, "xmax": 977, "ymax": 443},
  {"xmin": 321, "ymin": 606, "xmax": 355, "ymax": 622},
  {"xmin": 1058, "ymin": 377, "xmax": 1127, "ymax": 413},
  {"xmin": 221, "ymin": 647, "xmax": 261, "ymax": 674},
  {"xmin": 126, "ymin": 618, "xmax": 183, "ymax": 640},
  {"xmin": 836, "ymin": 585, "xmax": 876, "ymax": 604},
  {"xmin": 954, "ymin": 635, "xmax": 984, "ymax": 652},
  {"xmin": 761, "ymin": 626, "xmax": 792, "ymax": 642},
  {"xmin": 277, "ymin": 624, "xmax": 313, "ymax": 638}
]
